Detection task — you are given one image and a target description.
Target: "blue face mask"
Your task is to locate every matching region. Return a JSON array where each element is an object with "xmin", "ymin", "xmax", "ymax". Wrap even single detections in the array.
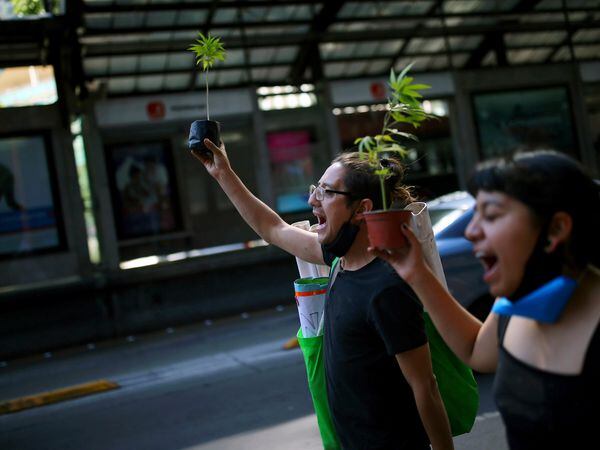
[{"xmin": 492, "ymin": 276, "xmax": 577, "ymax": 323}]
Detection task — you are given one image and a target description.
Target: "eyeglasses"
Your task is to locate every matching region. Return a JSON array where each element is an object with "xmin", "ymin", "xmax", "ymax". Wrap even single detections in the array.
[{"xmin": 309, "ymin": 184, "xmax": 353, "ymax": 201}]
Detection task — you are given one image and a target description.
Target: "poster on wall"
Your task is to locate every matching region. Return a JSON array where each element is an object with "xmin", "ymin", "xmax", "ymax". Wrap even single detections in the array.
[
  {"xmin": 267, "ymin": 130, "xmax": 314, "ymax": 213},
  {"xmin": 472, "ymin": 86, "xmax": 578, "ymax": 159},
  {"xmin": 107, "ymin": 141, "xmax": 181, "ymax": 239},
  {"xmin": 0, "ymin": 134, "xmax": 63, "ymax": 256}
]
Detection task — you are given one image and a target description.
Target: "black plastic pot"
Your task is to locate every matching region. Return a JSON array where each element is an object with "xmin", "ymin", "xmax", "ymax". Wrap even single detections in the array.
[{"xmin": 188, "ymin": 120, "xmax": 221, "ymax": 155}]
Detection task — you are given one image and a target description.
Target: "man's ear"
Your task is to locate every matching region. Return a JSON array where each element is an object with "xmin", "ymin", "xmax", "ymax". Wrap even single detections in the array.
[
  {"xmin": 354, "ymin": 198, "xmax": 373, "ymax": 216},
  {"xmin": 545, "ymin": 211, "xmax": 573, "ymax": 253}
]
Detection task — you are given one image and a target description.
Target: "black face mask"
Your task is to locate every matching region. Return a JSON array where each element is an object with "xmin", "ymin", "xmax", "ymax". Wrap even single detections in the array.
[
  {"xmin": 322, "ymin": 220, "xmax": 360, "ymax": 257},
  {"xmin": 508, "ymin": 230, "xmax": 564, "ymax": 302}
]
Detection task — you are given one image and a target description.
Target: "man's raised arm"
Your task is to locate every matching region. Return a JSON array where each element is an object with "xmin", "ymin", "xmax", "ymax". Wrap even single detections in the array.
[{"xmin": 192, "ymin": 138, "xmax": 324, "ymax": 265}]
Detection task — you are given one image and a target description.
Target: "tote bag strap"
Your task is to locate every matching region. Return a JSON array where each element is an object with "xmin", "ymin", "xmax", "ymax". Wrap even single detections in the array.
[{"xmin": 327, "ymin": 257, "xmax": 341, "ymax": 295}]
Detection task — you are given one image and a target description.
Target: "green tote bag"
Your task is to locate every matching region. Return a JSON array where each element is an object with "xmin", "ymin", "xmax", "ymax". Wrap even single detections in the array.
[
  {"xmin": 297, "ymin": 327, "xmax": 341, "ymax": 450},
  {"xmin": 295, "ymin": 275, "xmax": 341, "ymax": 450},
  {"xmin": 424, "ymin": 311, "xmax": 479, "ymax": 436}
]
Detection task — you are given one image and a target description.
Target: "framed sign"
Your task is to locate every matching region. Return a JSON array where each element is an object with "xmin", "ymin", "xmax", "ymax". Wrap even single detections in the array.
[
  {"xmin": 472, "ymin": 86, "xmax": 578, "ymax": 159},
  {"xmin": 106, "ymin": 140, "xmax": 181, "ymax": 239},
  {"xmin": 0, "ymin": 133, "xmax": 65, "ymax": 257},
  {"xmin": 267, "ymin": 129, "xmax": 314, "ymax": 213}
]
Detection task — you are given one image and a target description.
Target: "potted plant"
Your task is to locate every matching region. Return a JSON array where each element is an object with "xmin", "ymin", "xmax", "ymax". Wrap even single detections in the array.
[
  {"xmin": 187, "ymin": 32, "xmax": 227, "ymax": 156},
  {"xmin": 354, "ymin": 64, "xmax": 434, "ymax": 249}
]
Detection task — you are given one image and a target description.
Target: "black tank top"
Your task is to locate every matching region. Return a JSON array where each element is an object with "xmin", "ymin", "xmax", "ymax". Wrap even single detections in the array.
[{"xmin": 493, "ymin": 315, "xmax": 599, "ymax": 449}]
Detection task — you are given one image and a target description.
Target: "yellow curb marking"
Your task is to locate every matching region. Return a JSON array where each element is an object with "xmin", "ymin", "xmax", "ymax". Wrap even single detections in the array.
[{"xmin": 0, "ymin": 379, "xmax": 120, "ymax": 415}]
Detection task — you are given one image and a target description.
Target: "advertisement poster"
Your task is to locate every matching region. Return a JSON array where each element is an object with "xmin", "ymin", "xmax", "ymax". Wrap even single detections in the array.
[
  {"xmin": 473, "ymin": 86, "xmax": 577, "ymax": 159},
  {"xmin": 107, "ymin": 141, "xmax": 180, "ymax": 239},
  {"xmin": 267, "ymin": 130, "xmax": 314, "ymax": 213},
  {"xmin": 0, "ymin": 134, "xmax": 63, "ymax": 256}
]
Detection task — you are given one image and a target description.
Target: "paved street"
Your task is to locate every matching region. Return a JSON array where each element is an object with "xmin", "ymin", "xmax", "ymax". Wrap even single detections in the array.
[{"xmin": 0, "ymin": 306, "xmax": 507, "ymax": 450}]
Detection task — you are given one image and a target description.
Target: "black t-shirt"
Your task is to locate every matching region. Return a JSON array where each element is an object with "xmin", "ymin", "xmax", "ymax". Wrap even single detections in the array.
[{"xmin": 322, "ymin": 248, "xmax": 429, "ymax": 449}]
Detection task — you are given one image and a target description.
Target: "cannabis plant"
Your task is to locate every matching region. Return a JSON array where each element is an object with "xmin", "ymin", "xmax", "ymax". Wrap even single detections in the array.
[
  {"xmin": 188, "ymin": 32, "xmax": 227, "ymax": 121},
  {"xmin": 354, "ymin": 64, "xmax": 434, "ymax": 211}
]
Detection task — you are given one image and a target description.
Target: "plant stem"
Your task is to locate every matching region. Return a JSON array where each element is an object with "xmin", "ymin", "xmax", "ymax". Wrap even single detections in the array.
[
  {"xmin": 205, "ymin": 72, "xmax": 210, "ymax": 121},
  {"xmin": 380, "ymin": 177, "xmax": 388, "ymax": 211},
  {"xmin": 380, "ymin": 109, "xmax": 389, "ymax": 211}
]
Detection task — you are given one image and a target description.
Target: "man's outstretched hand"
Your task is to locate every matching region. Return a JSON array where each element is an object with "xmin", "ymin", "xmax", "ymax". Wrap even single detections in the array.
[{"xmin": 191, "ymin": 138, "xmax": 231, "ymax": 179}]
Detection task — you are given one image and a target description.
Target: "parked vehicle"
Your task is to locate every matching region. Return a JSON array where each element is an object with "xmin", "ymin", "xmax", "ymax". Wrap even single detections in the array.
[{"xmin": 429, "ymin": 191, "xmax": 494, "ymax": 320}]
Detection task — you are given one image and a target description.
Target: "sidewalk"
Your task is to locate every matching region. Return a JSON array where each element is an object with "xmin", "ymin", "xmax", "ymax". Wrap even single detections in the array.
[{"xmin": 0, "ymin": 305, "xmax": 507, "ymax": 450}]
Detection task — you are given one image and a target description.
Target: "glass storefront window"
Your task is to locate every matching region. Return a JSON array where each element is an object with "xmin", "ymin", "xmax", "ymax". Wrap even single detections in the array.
[
  {"xmin": 0, "ymin": 133, "xmax": 65, "ymax": 256},
  {"xmin": 267, "ymin": 129, "xmax": 315, "ymax": 213},
  {"xmin": 0, "ymin": 66, "xmax": 58, "ymax": 108},
  {"xmin": 472, "ymin": 86, "xmax": 578, "ymax": 159},
  {"xmin": 105, "ymin": 140, "xmax": 182, "ymax": 240}
]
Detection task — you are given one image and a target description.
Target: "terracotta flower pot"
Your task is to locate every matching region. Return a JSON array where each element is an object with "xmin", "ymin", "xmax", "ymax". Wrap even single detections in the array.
[
  {"xmin": 362, "ymin": 209, "xmax": 412, "ymax": 249},
  {"xmin": 188, "ymin": 119, "xmax": 221, "ymax": 155}
]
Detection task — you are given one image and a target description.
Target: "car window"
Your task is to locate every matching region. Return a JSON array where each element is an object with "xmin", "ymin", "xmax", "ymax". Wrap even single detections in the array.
[
  {"xmin": 430, "ymin": 208, "xmax": 464, "ymax": 235},
  {"xmin": 435, "ymin": 209, "xmax": 474, "ymax": 239}
]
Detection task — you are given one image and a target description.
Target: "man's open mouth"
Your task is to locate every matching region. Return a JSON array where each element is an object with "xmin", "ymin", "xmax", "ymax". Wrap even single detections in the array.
[{"xmin": 314, "ymin": 212, "xmax": 326, "ymax": 230}]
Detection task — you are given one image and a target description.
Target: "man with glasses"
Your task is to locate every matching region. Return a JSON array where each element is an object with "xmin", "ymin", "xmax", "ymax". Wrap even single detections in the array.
[
  {"xmin": 193, "ymin": 139, "xmax": 453, "ymax": 450},
  {"xmin": 309, "ymin": 184, "xmax": 353, "ymax": 200}
]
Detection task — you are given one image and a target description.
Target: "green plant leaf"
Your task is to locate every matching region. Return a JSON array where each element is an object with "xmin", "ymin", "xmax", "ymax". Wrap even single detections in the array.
[
  {"xmin": 407, "ymin": 83, "xmax": 431, "ymax": 91},
  {"xmin": 374, "ymin": 169, "xmax": 391, "ymax": 176},
  {"xmin": 188, "ymin": 32, "xmax": 227, "ymax": 72},
  {"xmin": 386, "ymin": 129, "xmax": 418, "ymax": 141},
  {"xmin": 11, "ymin": 0, "xmax": 57, "ymax": 14},
  {"xmin": 397, "ymin": 62, "xmax": 415, "ymax": 81},
  {"xmin": 356, "ymin": 136, "xmax": 377, "ymax": 153}
]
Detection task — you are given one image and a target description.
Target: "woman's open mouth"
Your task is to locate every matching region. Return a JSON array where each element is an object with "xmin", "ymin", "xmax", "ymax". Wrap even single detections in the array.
[{"xmin": 475, "ymin": 251, "xmax": 499, "ymax": 283}]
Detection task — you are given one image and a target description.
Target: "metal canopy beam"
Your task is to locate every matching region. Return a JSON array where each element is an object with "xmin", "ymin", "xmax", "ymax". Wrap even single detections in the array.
[
  {"xmin": 99, "ymin": 55, "xmax": 600, "ymax": 99},
  {"xmin": 288, "ymin": 0, "xmax": 346, "ymax": 83},
  {"xmin": 85, "ymin": 40, "xmax": 600, "ymax": 81},
  {"xmin": 464, "ymin": 0, "xmax": 544, "ymax": 69},
  {"xmin": 5, "ymin": 0, "xmax": 598, "ymax": 100},
  {"xmin": 82, "ymin": 18, "xmax": 600, "ymax": 58},
  {"xmin": 83, "ymin": 0, "xmax": 323, "ymax": 14},
  {"xmin": 0, "ymin": 17, "xmax": 65, "ymax": 43},
  {"xmin": 387, "ymin": 0, "xmax": 444, "ymax": 73},
  {"xmin": 81, "ymin": 8, "xmax": 600, "ymax": 37},
  {"xmin": 81, "ymin": 1, "xmax": 600, "ymax": 15}
]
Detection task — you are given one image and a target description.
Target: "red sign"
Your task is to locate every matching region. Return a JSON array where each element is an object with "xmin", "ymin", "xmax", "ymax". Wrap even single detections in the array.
[
  {"xmin": 146, "ymin": 101, "xmax": 166, "ymax": 120},
  {"xmin": 370, "ymin": 82, "xmax": 386, "ymax": 101}
]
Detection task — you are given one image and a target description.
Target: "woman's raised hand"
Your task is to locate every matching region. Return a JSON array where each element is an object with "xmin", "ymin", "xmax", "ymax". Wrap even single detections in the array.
[{"xmin": 368, "ymin": 223, "xmax": 430, "ymax": 285}]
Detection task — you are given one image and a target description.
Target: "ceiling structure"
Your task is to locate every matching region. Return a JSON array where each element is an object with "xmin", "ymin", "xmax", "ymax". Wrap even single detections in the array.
[{"xmin": 1, "ymin": 0, "xmax": 599, "ymax": 100}]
